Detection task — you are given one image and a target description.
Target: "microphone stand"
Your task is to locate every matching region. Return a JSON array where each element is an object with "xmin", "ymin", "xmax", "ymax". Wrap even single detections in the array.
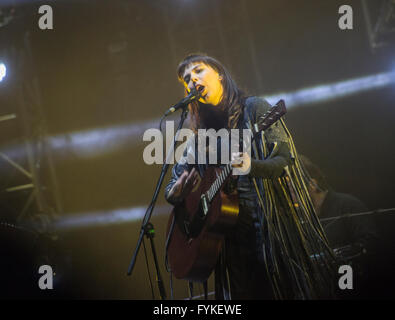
[{"xmin": 127, "ymin": 106, "xmax": 189, "ymax": 300}]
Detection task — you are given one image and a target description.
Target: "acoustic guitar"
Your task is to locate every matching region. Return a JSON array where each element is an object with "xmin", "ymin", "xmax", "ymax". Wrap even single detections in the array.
[{"xmin": 166, "ymin": 100, "xmax": 287, "ymax": 282}]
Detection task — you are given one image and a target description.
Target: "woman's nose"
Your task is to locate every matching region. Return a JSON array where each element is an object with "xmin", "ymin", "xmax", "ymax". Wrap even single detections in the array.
[{"xmin": 191, "ymin": 73, "xmax": 199, "ymax": 83}]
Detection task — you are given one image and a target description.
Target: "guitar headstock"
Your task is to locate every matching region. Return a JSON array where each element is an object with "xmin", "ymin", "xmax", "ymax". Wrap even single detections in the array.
[{"xmin": 256, "ymin": 99, "xmax": 287, "ymax": 132}]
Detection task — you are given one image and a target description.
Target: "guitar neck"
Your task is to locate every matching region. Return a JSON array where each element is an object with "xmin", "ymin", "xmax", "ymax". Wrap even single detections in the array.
[
  {"xmin": 206, "ymin": 163, "xmax": 233, "ymax": 202},
  {"xmin": 204, "ymin": 100, "xmax": 287, "ymax": 203},
  {"xmin": 252, "ymin": 100, "xmax": 286, "ymax": 135}
]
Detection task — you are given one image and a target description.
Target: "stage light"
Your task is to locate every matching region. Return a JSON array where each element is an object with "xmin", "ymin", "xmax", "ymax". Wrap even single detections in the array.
[
  {"xmin": 264, "ymin": 70, "xmax": 395, "ymax": 109},
  {"xmin": 48, "ymin": 118, "xmax": 159, "ymax": 157},
  {"xmin": 0, "ymin": 63, "xmax": 6, "ymax": 82},
  {"xmin": 52, "ymin": 204, "xmax": 171, "ymax": 230}
]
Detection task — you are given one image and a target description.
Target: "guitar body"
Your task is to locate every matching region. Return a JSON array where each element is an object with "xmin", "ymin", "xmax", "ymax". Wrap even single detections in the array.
[{"xmin": 166, "ymin": 166, "xmax": 239, "ymax": 282}]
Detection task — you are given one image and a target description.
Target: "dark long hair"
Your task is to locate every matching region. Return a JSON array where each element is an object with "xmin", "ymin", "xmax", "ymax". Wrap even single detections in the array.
[{"xmin": 176, "ymin": 54, "xmax": 245, "ymax": 132}]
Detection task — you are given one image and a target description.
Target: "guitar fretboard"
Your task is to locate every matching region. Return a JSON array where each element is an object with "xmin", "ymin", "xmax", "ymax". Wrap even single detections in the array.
[
  {"xmin": 204, "ymin": 99, "xmax": 286, "ymax": 204},
  {"xmin": 206, "ymin": 163, "xmax": 233, "ymax": 202}
]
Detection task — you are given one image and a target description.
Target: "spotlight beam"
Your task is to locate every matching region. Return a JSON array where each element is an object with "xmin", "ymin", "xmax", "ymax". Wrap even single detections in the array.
[
  {"xmin": 264, "ymin": 71, "xmax": 395, "ymax": 108},
  {"xmin": 52, "ymin": 204, "xmax": 171, "ymax": 231}
]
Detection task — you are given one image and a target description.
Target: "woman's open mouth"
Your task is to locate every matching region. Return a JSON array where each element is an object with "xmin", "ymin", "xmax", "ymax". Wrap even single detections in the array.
[{"xmin": 195, "ymin": 84, "xmax": 206, "ymax": 97}]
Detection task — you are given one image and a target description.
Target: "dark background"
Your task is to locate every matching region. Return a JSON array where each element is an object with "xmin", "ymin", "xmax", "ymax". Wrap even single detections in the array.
[{"xmin": 0, "ymin": 0, "xmax": 394, "ymax": 299}]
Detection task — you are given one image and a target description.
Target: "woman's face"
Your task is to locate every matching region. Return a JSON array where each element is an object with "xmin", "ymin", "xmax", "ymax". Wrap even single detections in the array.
[{"xmin": 181, "ymin": 62, "xmax": 223, "ymax": 106}]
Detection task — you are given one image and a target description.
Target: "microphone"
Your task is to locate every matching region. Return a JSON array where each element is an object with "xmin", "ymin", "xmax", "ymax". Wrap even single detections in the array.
[{"xmin": 164, "ymin": 87, "xmax": 200, "ymax": 116}]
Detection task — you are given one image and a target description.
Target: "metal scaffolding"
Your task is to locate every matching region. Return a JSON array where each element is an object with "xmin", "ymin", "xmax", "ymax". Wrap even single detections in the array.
[
  {"xmin": 157, "ymin": 0, "xmax": 263, "ymax": 89},
  {"xmin": 362, "ymin": 0, "xmax": 395, "ymax": 51},
  {"xmin": 0, "ymin": 28, "xmax": 62, "ymax": 231}
]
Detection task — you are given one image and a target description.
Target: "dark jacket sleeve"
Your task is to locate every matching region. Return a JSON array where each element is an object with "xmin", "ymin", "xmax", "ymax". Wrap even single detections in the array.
[
  {"xmin": 245, "ymin": 96, "xmax": 292, "ymax": 179},
  {"xmin": 164, "ymin": 139, "xmax": 193, "ymax": 205}
]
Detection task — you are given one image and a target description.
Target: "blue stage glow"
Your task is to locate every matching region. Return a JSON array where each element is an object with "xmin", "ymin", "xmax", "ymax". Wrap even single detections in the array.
[
  {"xmin": 48, "ymin": 119, "xmax": 159, "ymax": 157},
  {"xmin": 264, "ymin": 71, "xmax": 395, "ymax": 108},
  {"xmin": 52, "ymin": 204, "xmax": 171, "ymax": 230}
]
